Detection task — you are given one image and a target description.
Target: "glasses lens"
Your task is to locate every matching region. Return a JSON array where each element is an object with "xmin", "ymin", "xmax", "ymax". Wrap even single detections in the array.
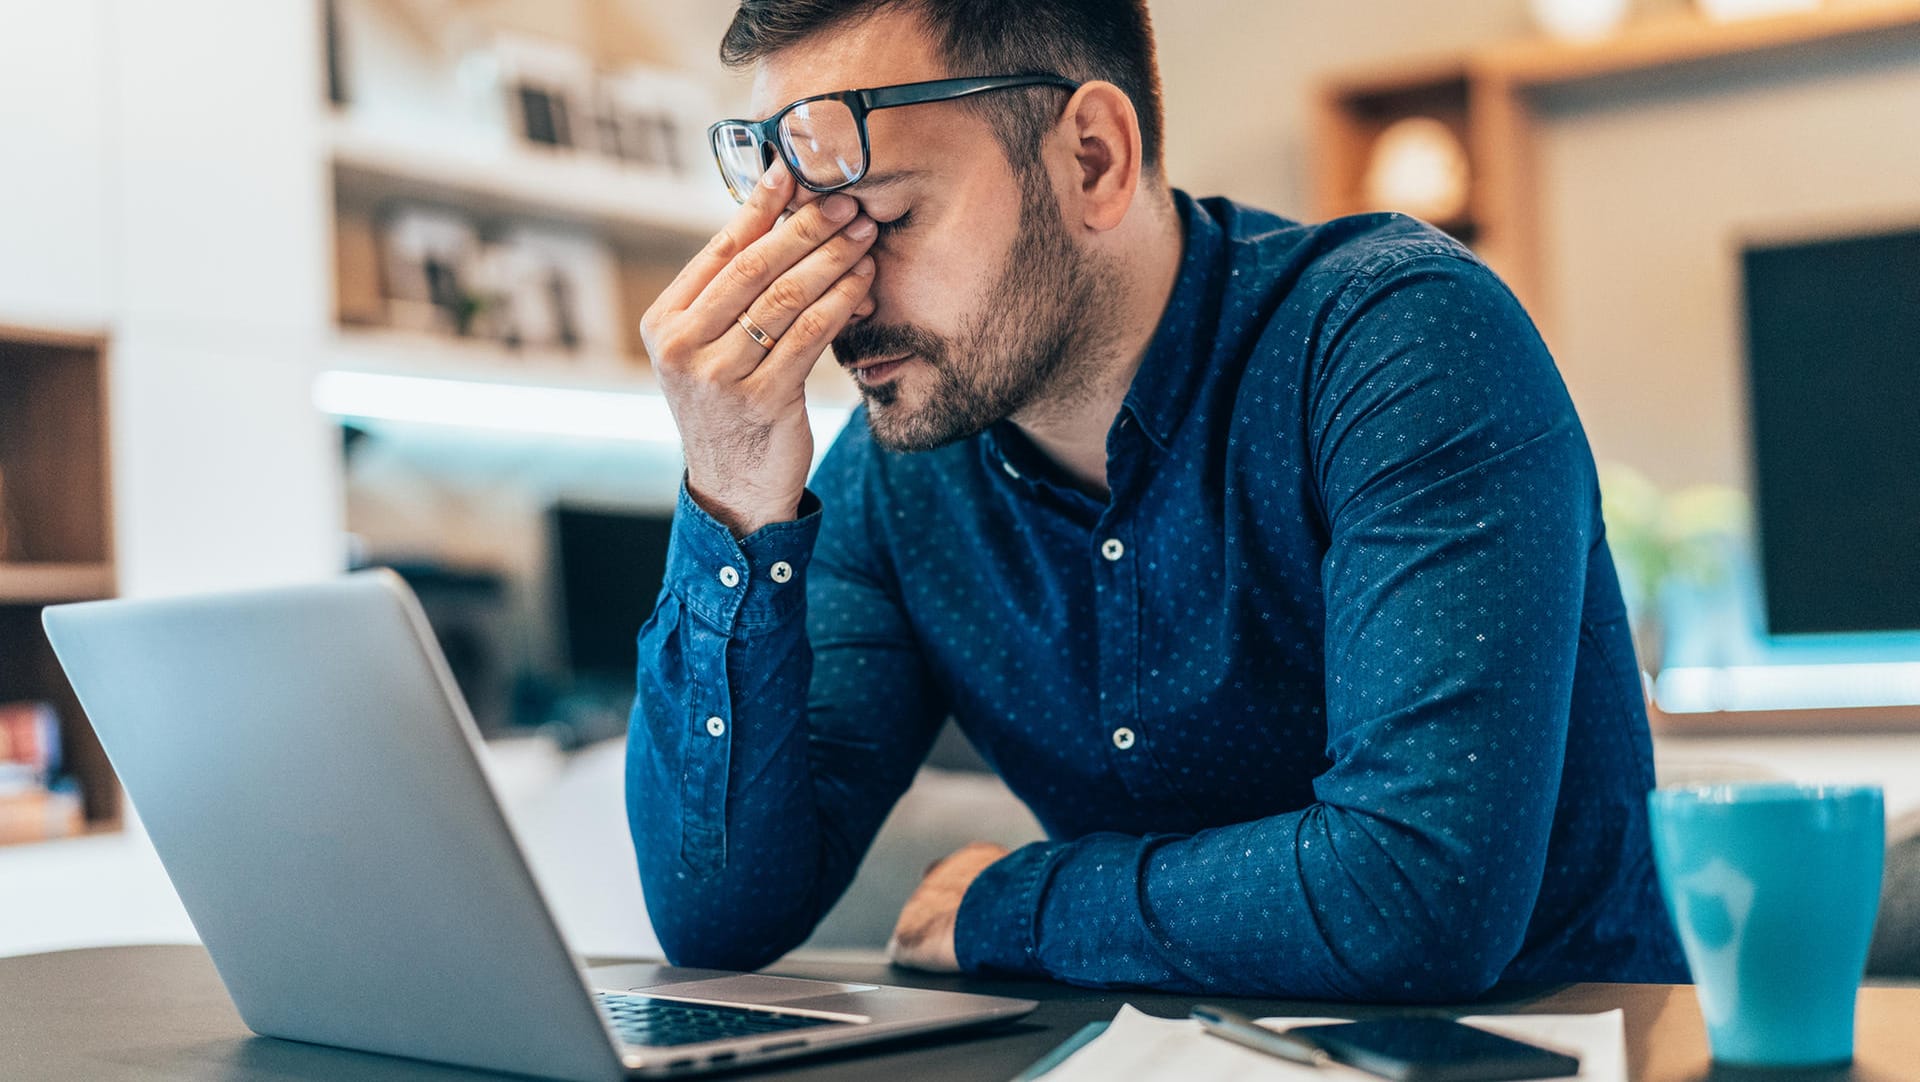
[
  {"xmin": 778, "ymin": 99, "xmax": 863, "ymax": 190},
  {"xmin": 712, "ymin": 123, "xmax": 767, "ymax": 203}
]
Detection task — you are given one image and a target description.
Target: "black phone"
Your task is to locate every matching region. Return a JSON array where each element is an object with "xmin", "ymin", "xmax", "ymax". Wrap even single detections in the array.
[{"xmin": 1288, "ymin": 1017, "xmax": 1581, "ymax": 1082}]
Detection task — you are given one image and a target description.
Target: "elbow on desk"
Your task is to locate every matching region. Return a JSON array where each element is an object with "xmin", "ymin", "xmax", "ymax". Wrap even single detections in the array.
[
  {"xmin": 1304, "ymin": 811, "xmax": 1538, "ymax": 1003},
  {"xmin": 651, "ymin": 917, "xmax": 796, "ymax": 974},
  {"xmin": 1329, "ymin": 932, "xmax": 1517, "ymax": 1004}
]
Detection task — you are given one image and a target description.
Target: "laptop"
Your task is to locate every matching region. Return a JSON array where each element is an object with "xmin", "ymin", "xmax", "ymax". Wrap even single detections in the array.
[{"xmin": 41, "ymin": 570, "xmax": 1035, "ymax": 1080}]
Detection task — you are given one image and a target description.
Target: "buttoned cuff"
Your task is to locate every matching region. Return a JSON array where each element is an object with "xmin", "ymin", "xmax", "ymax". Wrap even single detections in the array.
[
  {"xmin": 954, "ymin": 840, "xmax": 1060, "ymax": 977},
  {"xmin": 667, "ymin": 480, "xmax": 823, "ymax": 634}
]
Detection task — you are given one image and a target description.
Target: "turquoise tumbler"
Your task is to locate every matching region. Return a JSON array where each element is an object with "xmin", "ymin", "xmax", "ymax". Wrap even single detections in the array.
[{"xmin": 1648, "ymin": 783, "xmax": 1884, "ymax": 1067}]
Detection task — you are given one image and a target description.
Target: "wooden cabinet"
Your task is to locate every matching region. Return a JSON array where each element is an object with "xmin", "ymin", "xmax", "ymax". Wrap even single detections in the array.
[{"xmin": 0, "ymin": 326, "xmax": 118, "ymax": 838}]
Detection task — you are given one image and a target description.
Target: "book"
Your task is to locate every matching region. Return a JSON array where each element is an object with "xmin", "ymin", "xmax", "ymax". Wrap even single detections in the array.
[
  {"xmin": 0, "ymin": 786, "xmax": 84, "ymax": 845},
  {"xmin": 0, "ymin": 700, "xmax": 60, "ymax": 779}
]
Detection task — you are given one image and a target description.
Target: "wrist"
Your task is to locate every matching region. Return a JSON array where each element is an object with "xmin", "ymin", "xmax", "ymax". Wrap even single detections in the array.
[{"xmin": 685, "ymin": 477, "xmax": 800, "ymax": 539}]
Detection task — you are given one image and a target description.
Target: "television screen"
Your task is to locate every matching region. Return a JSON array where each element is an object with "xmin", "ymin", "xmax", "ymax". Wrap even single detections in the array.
[
  {"xmin": 550, "ymin": 503, "xmax": 674, "ymax": 684},
  {"xmin": 1742, "ymin": 224, "xmax": 1920, "ymax": 635}
]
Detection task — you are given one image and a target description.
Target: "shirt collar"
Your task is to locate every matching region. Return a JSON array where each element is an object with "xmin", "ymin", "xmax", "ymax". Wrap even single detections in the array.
[{"xmin": 1118, "ymin": 189, "xmax": 1226, "ymax": 452}]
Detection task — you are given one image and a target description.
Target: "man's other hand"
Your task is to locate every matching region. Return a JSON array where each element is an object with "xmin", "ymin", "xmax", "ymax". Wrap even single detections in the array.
[{"xmin": 886, "ymin": 841, "xmax": 1011, "ymax": 972}]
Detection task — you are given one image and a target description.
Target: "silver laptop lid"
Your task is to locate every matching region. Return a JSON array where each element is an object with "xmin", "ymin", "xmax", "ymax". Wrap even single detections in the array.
[{"xmin": 43, "ymin": 571, "xmax": 626, "ymax": 1082}]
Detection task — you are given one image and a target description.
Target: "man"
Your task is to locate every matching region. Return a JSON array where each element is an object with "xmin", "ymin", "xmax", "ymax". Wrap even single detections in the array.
[{"xmin": 630, "ymin": 0, "xmax": 1687, "ymax": 999}]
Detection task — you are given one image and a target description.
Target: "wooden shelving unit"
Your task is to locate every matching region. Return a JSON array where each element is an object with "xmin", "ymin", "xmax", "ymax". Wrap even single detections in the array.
[
  {"xmin": 1314, "ymin": 0, "xmax": 1920, "ymax": 333},
  {"xmin": 0, "ymin": 325, "xmax": 119, "ymax": 842}
]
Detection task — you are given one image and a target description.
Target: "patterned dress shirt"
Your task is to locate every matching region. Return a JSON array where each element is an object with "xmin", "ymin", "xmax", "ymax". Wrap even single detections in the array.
[{"xmin": 626, "ymin": 190, "xmax": 1689, "ymax": 999}]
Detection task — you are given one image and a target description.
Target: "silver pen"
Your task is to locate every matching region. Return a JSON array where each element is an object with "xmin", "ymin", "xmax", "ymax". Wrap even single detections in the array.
[{"xmin": 1192, "ymin": 1004, "xmax": 1333, "ymax": 1068}]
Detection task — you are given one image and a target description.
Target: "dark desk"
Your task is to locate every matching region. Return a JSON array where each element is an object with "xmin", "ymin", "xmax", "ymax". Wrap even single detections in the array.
[{"xmin": 4, "ymin": 945, "xmax": 1918, "ymax": 1081}]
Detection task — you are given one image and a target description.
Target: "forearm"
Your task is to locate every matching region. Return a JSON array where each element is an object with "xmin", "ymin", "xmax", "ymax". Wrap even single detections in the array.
[
  {"xmin": 627, "ymin": 470, "xmax": 943, "ymax": 970},
  {"xmin": 629, "ymin": 599, "xmax": 833, "ymax": 969},
  {"xmin": 627, "ymin": 484, "xmax": 840, "ymax": 969},
  {"xmin": 956, "ymin": 780, "xmax": 1555, "ymax": 1000}
]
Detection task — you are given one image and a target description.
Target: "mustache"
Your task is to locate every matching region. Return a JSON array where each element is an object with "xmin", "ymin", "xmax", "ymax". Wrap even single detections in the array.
[{"xmin": 832, "ymin": 320, "xmax": 945, "ymax": 368}]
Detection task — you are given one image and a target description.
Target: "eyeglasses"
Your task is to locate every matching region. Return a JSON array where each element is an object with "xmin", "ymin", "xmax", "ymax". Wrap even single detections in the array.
[{"xmin": 707, "ymin": 74, "xmax": 1082, "ymax": 203}]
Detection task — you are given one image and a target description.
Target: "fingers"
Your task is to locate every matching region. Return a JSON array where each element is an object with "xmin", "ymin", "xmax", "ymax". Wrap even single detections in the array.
[
  {"xmin": 746, "ymin": 256, "xmax": 875, "ymax": 393},
  {"xmin": 683, "ymin": 190, "xmax": 865, "ymax": 341},
  {"xmin": 650, "ymin": 160, "xmax": 793, "ymax": 317},
  {"xmin": 735, "ymin": 211, "xmax": 877, "ymax": 342}
]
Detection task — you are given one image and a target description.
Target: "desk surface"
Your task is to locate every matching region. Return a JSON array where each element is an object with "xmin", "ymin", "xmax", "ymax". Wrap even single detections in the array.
[{"xmin": 3, "ymin": 945, "xmax": 1918, "ymax": 1081}]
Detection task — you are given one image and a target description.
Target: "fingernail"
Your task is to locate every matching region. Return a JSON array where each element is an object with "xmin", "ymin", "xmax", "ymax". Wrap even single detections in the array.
[
  {"xmin": 762, "ymin": 161, "xmax": 787, "ymax": 188},
  {"xmin": 853, "ymin": 256, "xmax": 875, "ymax": 277},
  {"xmin": 846, "ymin": 215, "xmax": 876, "ymax": 240},
  {"xmin": 823, "ymin": 194, "xmax": 857, "ymax": 221}
]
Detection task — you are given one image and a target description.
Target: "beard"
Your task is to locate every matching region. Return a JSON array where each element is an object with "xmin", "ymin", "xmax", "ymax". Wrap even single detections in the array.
[{"xmin": 829, "ymin": 169, "xmax": 1116, "ymax": 454}]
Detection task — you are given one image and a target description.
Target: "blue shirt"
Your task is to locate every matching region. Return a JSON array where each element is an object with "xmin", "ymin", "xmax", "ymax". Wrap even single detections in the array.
[{"xmin": 627, "ymin": 191, "xmax": 1688, "ymax": 1000}]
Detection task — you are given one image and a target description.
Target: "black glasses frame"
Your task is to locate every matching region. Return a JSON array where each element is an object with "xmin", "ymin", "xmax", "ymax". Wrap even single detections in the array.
[{"xmin": 707, "ymin": 74, "xmax": 1083, "ymax": 200}]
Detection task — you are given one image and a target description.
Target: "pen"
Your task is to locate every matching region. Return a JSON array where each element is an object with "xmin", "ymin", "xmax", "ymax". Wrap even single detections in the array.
[{"xmin": 1192, "ymin": 1004, "xmax": 1333, "ymax": 1069}]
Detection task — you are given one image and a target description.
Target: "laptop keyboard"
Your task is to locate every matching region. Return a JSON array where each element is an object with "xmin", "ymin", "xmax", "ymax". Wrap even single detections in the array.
[{"xmin": 595, "ymin": 992, "xmax": 847, "ymax": 1048}]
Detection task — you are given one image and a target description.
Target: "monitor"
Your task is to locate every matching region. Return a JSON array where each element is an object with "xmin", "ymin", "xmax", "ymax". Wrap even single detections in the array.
[
  {"xmin": 1742, "ymin": 223, "xmax": 1920, "ymax": 635},
  {"xmin": 549, "ymin": 503, "xmax": 674, "ymax": 686}
]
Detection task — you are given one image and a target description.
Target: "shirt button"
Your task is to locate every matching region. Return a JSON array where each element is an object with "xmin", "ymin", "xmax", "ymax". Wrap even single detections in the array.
[
  {"xmin": 705, "ymin": 716, "xmax": 726, "ymax": 737},
  {"xmin": 1112, "ymin": 727, "xmax": 1136, "ymax": 750},
  {"xmin": 769, "ymin": 561, "xmax": 793, "ymax": 584},
  {"xmin": 1101, "ymin": 538, "xmax": 1125, "ymax": 562},
  {"xmin": 717, "ymin": 566, "xmax": 741, "ymax": 588}
]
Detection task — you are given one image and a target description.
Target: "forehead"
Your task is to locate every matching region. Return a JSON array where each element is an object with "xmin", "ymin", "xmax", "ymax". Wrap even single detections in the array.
[{"xmin": 748, "ymin": 10, "xmax": 947, "ymax": 119}]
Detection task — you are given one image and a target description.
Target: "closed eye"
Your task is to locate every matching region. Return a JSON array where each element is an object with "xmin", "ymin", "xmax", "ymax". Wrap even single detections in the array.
[{"xmin": 874, "ymin": 210, "xmax": 913, "ymax": 239}]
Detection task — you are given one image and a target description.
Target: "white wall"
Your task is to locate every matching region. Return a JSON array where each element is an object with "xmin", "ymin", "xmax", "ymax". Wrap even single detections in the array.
[
  {"xmin": 0, "ymin": 0, "xmax": 112, "ymax": 329},
  {"xmin": 0, "ymin": 0, "xmax": 346, "ymax": 597},
  {"xmin": 1541, "ymin": 49, "xmax": 1920, "ymax": 491}
]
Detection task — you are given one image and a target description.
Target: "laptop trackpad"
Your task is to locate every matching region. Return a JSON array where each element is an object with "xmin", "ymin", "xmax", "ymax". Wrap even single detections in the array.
[{"xmin": 630, "ymin": 974, "xmax": 881, "ymax": 1003}]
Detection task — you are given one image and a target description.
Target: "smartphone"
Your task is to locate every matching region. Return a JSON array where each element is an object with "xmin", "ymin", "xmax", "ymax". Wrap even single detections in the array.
[{"xmin": 1287, "ymin": 1017, "xmax": 1580, "ymax": 1082}]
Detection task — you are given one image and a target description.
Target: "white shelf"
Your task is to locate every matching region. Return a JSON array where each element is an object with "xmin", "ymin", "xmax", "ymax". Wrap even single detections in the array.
[
  {"xmin": 325, "ymin": 114, "xmax": 734, "ymax": 248},
  {"xmin": 319, "ymin": 328, "xmax": 859, "ymax": 444},
  {"xmin": 326, "ymin": 327, "xmax": 659, "ymax": 394}
]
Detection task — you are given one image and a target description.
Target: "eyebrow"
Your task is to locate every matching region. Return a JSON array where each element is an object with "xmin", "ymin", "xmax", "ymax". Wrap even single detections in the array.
[{"xmin": 850, "ymin": 169, "xmax": 925, "ymax": 193}]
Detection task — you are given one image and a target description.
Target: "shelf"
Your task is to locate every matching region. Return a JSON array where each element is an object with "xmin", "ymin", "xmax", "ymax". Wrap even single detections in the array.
[
  {"xmin": 1476, "ymin": 0, "xmax": 1920, "ymax": 87},
  {"xmin": 0, "ymin": 323, "xmax": 107, "ymax": 353},
  {"xmin": 326, "ymin": 114, "xmax": 735, "ymax": 249},
  {"xmin": 319, "ymin": 328, "xmax": 860, "ymax": 439},
  {"xmin": 327, "ymin": 327, "xmax": 658, "ymax": 394},
  {"xmin": 0, "ymin": 327, "xmax": 117, "ymax": 829},
  {"xmin": 0, "ymin": 563, "xmax": 115, "ymax": 605}
]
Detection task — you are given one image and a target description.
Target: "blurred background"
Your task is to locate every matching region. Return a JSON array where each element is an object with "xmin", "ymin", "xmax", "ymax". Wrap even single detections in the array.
[{"xmin": 3, "ymin": 0, "xmax": 1918, "ymax": 969}]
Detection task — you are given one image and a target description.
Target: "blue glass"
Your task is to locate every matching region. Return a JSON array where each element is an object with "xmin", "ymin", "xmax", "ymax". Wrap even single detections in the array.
[{"xmin": 1649, "ymin": 783, "xmax": 1885, "ymax": 1067}]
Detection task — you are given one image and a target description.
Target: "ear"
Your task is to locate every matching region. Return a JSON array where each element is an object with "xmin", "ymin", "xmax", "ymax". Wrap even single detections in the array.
[{"xmin": 1057, "ymin": 80, "xmax": 1142, "ymax": 234}]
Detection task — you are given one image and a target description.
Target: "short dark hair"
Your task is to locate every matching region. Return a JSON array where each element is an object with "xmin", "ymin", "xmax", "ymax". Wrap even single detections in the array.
[{"xmin": 719, "ymin": 0, "xmax": 1164, "ymax": 178}]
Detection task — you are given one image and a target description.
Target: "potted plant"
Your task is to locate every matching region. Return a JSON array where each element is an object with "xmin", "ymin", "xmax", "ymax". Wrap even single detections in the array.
[{"xmin": 1597, "ymin": 462, "xmax": 1751, "ymax": 681}]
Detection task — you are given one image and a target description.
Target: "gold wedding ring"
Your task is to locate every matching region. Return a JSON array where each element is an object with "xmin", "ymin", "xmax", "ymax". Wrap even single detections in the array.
[{"xmin": 737, "ymin": 312, "xmax": 777, "ymax": 351}]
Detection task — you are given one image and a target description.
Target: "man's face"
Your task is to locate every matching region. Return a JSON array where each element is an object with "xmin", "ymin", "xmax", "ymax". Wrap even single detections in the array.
[{"xmin": 752, "ymin": 12, "xmax": 1112, "ymax": 452}]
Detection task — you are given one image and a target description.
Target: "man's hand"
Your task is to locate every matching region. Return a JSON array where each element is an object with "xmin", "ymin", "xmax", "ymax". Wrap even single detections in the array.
[
  {"xmin": 639, "ymin": 161, "xmax": 879, "ymax": 537},
  {"xmin": 886, "ymin": 841, "xmax": 1011, "ymax": 973}
]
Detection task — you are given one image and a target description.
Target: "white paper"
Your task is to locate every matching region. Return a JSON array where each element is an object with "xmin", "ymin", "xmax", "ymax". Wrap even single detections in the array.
[{"xmin": 1028, "ymin": 1003, "xmax": 1626, "ymax": 1082}]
